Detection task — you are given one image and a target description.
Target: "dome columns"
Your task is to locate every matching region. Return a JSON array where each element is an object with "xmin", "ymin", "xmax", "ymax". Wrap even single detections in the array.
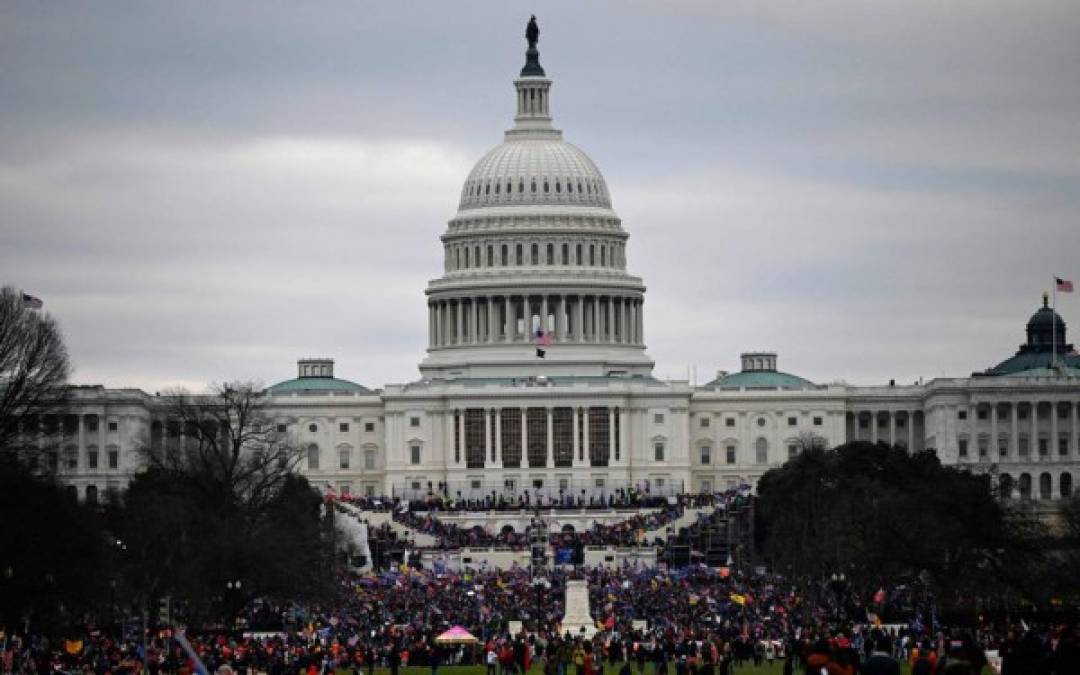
[{"xmin": 427, "ymin": 292, "xmax": 644, "ymax": 349}]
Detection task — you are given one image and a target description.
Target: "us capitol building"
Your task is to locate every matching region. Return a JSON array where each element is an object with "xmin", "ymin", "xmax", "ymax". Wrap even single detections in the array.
[{"xmin": 46, "ymin": 23, "xmax": 1080, "ymax": 508}]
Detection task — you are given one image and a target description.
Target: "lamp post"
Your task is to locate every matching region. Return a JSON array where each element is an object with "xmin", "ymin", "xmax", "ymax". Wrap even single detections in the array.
[{"xmin": 225, "ymin": 579, "xmax": 242, "ymax": 629}]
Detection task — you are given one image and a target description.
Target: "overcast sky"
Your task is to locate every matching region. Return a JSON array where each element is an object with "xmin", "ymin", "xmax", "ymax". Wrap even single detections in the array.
[{"xmin": 2, "ymin": 1, "xmax": 1079, "ymax": 391}]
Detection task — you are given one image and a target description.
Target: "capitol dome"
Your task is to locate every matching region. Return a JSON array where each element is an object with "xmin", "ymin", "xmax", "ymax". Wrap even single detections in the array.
[{"xmin": 458, "ymin": 139, "xmax": 611, "ymax": 210}]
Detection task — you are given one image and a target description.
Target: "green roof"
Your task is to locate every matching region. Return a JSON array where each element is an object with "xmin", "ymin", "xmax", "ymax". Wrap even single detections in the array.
[
  {"xmin": 705, "ymin": 370, "xmax": 815, "ymax": 390},
  {"xmin": 982, "ymin": 351, "xmax": 1080, "ymax": 376},
  {"xmin": 267, "ymin": 377, "xmax": 370, "ymax": 394}
]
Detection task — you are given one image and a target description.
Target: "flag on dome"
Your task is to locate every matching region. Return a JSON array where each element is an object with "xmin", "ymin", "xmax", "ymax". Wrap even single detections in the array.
[
  {"xmin": 22, "ymin": 293, "xmax": 43, "ymax": 309},
  {"xmin": 1056, "ymin": 277, "xmax": 1074, "ymax": 293}
]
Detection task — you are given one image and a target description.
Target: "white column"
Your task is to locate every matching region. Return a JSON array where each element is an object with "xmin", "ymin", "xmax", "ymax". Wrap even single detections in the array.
[
  {"xmin": 606, "ymin": 296, "xmax": 615, "ymax": 342},
  {"xmin": 435, "ymin": 302, "xmax": 443, "ymax": 346},
  {"xmin": 488, "ymin": 296, "xmax": 497, "ymax": 343},
  {"xmin": 583, "ymin": 407, "xmax": 591, "ymax": 465},
  {"xmin": 1010, "ymin": 402, "xmax": 1019, "ymax": 457},
  {"xmin": 1067, "ymin": 401, "xmax": 1075, "ymax": 455},
  {"xmin": 454, "ymin": 300, "xmax": 463, "ymax": 345},
  {"xmin": 907, "ymin": 411, "xmax": 915, "ymax": 451},
  {"xmin": 457, "ymin": 410, "xmax": 465, "ymax": 466},
  {"xmin": 504, "ymin": 296, "xmax": 512, "ymax": 342},
  {"xmin": 523, "ymin": 295, "xmax": 532, "ymax": 339},
  {"xmin": 990, "ymin": 403, "xmax": 999, "ymax": 458},
  {"xmin": 871, "ymin": 411, "xmax": 878, "ymax": 445},
  {"xmin": 494, "ymin": 409, "xmax": 503, "ymax": 467},
  {"xmin": 608, "ymin": 407, "xmax": 616, "ymax": 462},
  {"xmin": 888, "ymin": 411, "xmax": 896, "ymax": 447},
  {"xmin": 572, "ymin": 407, "xmax": 580, "ymax": 465},
  {"xmin": 1031, "ymin": 400, "xmax": 1039, "ymax": 461},
  {"xmin": 541, "ymin": 295, "xmax": 549, "ymax": 335},
  {"xmin": 1051, "ymin": 401, "xmax": 1059, "ymax": 460},
  {"xmin": 556, "ymin": 295, "xmax": 566, "ymax": 340},
  {"xmin": 635, "ymin": 299, "xmax": 644, "ymax": 345},
  {"xmin": 484, "ymin": 409, "xmax": 492, "ymax": 465},
  {"xmin": 520, "ymin": 408, "xmax": 528, "ymax": 464},
  {"xmin": 574, "ymin": 296, "xmax": 584, "ymax": 342},
  {"xmin": 545, "ymin": 407, "xmax": 554, "ymax": 469},
  {"xmin": 77, "ymin": 414, "xmax": 85, "ymax": 470}
]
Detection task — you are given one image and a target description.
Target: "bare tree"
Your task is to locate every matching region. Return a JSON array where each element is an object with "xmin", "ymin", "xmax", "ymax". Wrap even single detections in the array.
[
  {"xmin": 0, "ymin": 286, "xmax": 70, "ymax": 453},
  {"xmin": 142, "ymin": 381, "xmax": 305, "ymax": 517}
]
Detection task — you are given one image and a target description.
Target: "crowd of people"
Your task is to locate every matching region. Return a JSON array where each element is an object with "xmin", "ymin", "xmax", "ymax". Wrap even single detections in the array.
[{"xmin": 4, "ymin": 560, "xmax": 1079, "ymax": 674}]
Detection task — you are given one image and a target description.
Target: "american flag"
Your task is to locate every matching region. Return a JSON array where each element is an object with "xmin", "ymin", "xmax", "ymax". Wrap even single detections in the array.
[
  {"xmin": 1056, "ymin": 277, "xmax": 1074, "ymax": 293},
  {"xmin": 22, "ymin": 293, "xmax": 43, "ymax": 309}
]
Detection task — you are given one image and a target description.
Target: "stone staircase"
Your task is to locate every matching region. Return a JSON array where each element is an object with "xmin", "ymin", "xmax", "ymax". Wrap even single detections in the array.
[
  {"xmin": 642, "ymin": 506, "xmax": 708, "ymax": 536},
  {"xmin": 338, "ymin": 505, "xmax": 439, "ymax": 547}
]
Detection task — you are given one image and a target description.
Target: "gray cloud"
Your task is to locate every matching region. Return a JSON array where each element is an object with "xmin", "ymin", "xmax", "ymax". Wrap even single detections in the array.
[{"xmin": 1, "ymin": 1, "xmax": 1078, "ymax": 391}]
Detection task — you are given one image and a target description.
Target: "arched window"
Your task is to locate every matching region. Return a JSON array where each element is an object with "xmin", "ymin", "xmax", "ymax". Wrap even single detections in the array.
[
  {"xmin": 464, "ymin": 247, "xmax": 469, "ymax": 268},
  {"xmin": 1062, "ymin": 472, "xmax": 1073, "ymax": 499},
  {"xmin": 531, "ymin": 180, "xmax": 537, "ymax": 193},
  {"xmin": 307, "ymin": 444, "xmax": 320, "ymax": 470},
  {"xmin": 484, "ymin": 182, "xmax": 490, "ymax": 194},
  {"xmin": 562, "ymin": 243, "xmax": 569, "ymax": 265},
  {"xmin": 1019, "ymin": 473, "xmax": 1032, "ymax": 499},
  {"xmin": 567, "ymin": 180, "xmax": 573, "ymax": 193},
  {"xmin": 455, "ymin": 248, "xmax": 460, "ymax": 269},
  {"xmin": 519, "ymin": 179, "xmax": 524, "ymax": 193},
  {"xmin": 516, "ymin": 244, "xmax": 523, "ymax": 265},
  {"xmin": 501, "ymin": 244, "xmax": 508, "ymax": 266},
  {"xmin": 576, "ymin": 244, "xmax": 583, "ymax": 265},
  {"xmin": 589, "ymin": 245, "xmax": 595, "ymax": 266},
  {"xmin": 755, "ymin": 437, "xmax": 768, "ymax": 464},
  {"xmin": 546, "ymin": 243, "xmax": 554, "ymax": 265},
  {"xmin": 1039, "ymin": 472, "xmax": 1052, "ymax": 500},
  {"xmin": 506, "ymin": 181, "xmax": 511, "ymax": 194},
  {"xmin": 531, "ymin": 244, "xmax": 539, "ymax": 265},
  {"xmin": 555, "ymin": 180, "xmax": 561, "ymax": 193},
  {"xmin": 543, "ymin": 180, "xmax": 549, "ymax": 193},
  {"xmin": 487, "ymin": 245, "xmax": 494, "ymax": 267},
  {"xmin": 494, "ymin": 182, "xmax": 500, "ymax": 194},
  {"xmin": 601, "ymin": 246, "xmax": 606, "ymax": 266},
  {"xmin": 474, "ymin": 246, "xmax": 480, "ymax": 267},
  {"xmin": 999, "ymin": 473, "xmax": 1013, "ymax": 499}
]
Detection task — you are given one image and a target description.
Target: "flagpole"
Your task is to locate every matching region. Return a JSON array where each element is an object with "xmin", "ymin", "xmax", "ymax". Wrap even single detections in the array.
[{"xmin": 1052, "ymin": 277, "xmax": 1057, "ymax": 373}]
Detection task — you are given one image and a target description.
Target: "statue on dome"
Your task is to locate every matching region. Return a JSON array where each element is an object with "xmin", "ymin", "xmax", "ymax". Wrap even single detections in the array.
[{"xmin": 526, "ymin": 15, "xmax": 539, "ymax": 49}]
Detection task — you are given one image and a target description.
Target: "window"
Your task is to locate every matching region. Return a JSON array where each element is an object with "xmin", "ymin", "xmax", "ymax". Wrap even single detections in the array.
[
  {"xmin": 978, "ymin": 409, "xmax": 988, "ymax": 420},
  {"xmin": 108, "ymin": 448, "xmax": 119, "ymax": 469},
  {"xmin": 364, "ymin": 450, "xmax": 376, "ymax": 470},
  {"xmin": 787, "ymin": 444, "xmax": 798, "ymax": 459},
  {"xmin": 487, "ymin": 246, "xmax": 494, "ymax": 266},
  {"xmin": 979, "ymin": 439, "xmax": 989, "ymax": 458},
  {"xmin": 654, "ymin": 413, "xmax": 665, "ymax": 424},
  {"xmin": 755, "ymin": 438, "xmax": 768, "ymax": 464},
  {"xmin": 726, "ymin": 418, "xmax": 735, "ymax": 428},
  {"xmin": 562, "ymin": 244, "xmax": 569, "ymax": 265},
  {"xmin": 700, "ymin": 417, "xmax": 710, "ymax": 428},
  {"xmin": 501, "ymin": 245, "xmax": 508, "ymax": 266},
  {"xmin": 787, "ymin": 417, "xmax": 797, "ymax": 427},
  {"xmin": 576, "ymin": 244, "xmax": 583, "ymax": 265},
  {"xmin": 410, "ymin": 416, "xmax": 420, "ymax": 427},
  {"xmin": 958, "ymin": 438, "xmax": 968, "ymax": 458},
  {"xmin": 516, "ymin": 244, "xmax": 523, "ymax": 265},
  {"xmin": 86, "ymin": 416, "xmax": 98, "ymax": 432},
  {"xmin": 726, "ymin": 446, "xmax": 736, "ymax": 464},
  {"xmin": 339, "ymin": 448, "xmax": 351, "ymax": 469},
  {"xmin": 700, "ymin": 446, "xmax": 711, "ymax": 465},
  {"xmin": 813, "ymin": 417, "xmax": 823, "ymax": 426},
  {"xmin": 654, "ymin": 443, "xmax": 665, "ymax": 461},
  {"xmin": 411, "ymin": 481, "xmax": 421, "ymax": 491},
  {"xmin": 531, "ymin": 244, "xmax": 539, "ymax": 265},
  {"xmin": 471, "ymin": 479, "xmax": 482, "ymax": 490},
  {"xmin": 307, "ymin": 444, "xmax": 320, "ymax": 470},
  {"xmin": 958, "ymin": 410, "xmax": 967, "ymax": 420},
  {"xmin": 757, "ymin": 418, "xmax": 766, "ymax": 428},
  {"xmin": 108, "ymin": 421, "xmax": 118, "ymax": 432},
  {"xmin": 308, "ymin": 423, "xmax": 318, "ymax": 433},
  {"xmin": 87, "ymin": 449, "xmax": 98, "ymax": 469},
  {"xmin": 546, "ymin": 243, "xmax": 554, "ymax": 265},
  {"xmin": 277, "ymin": 424, "xmax": 287, "ymax": 433},
  {"xmin": 410, "ymin": 445, "xmax": 421, "ymax": 465},
  {"xmin": 1060, "ymin": 437, "xmax": 1070, "ymax": 456},
  {"xmin": 365, "ymin": 422, "xmax": 375, "ymax": 432},
  {"xmin": 1038, "ymin": 438, "xmax": 1048, "ymax": 457},
  {"xmin": 339, "ymin": 423, "xmax": 349, "ymax": 433}
]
